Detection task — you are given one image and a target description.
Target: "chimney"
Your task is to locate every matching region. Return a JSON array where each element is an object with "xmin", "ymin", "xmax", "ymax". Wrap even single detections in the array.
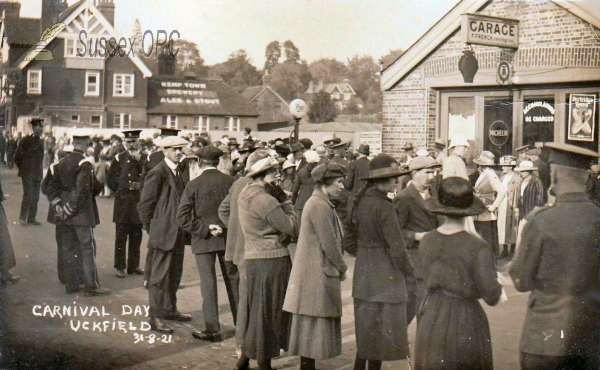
[
  {"xmin": 317, "ymin": 80, "xmax": 324, "ymax": 91},
  {"xmin": 307, "ymin": 80, "xmax": 313, "ymax": 93},
  {"xmin": 96, "ymin": 0, "xmax": 115, "ymax": 26},
  {"xmin": 262, "ymin": 70, "xmax": 271, "ymax": 87},
  {"xmin": 0, "ymin": 1, "xmax": 21, "ymax": 22},
  {"xmin": 41, "ymin": 0, "xmax": 67, "ymax": 33},
  {"xmin": 158, "ymin": 43, "xmax": 176, "ymax": 76}
]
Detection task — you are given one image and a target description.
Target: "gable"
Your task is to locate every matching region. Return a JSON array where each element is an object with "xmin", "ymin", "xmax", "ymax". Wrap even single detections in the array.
[{"xmin": 17, "ymin": 0, "xmax": 151, "ymax": 77}]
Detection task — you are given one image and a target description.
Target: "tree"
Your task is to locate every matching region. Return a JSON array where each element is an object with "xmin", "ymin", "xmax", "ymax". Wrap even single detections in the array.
[
  {"xmin": 380, "ymin": 48, "xmax": 404, "ymax": 70},
  {"xmin": 343, "ymin": 99, "xmax": 360, "ymax": 115},
  {"xmin": 211, "ymin": 49, "xmax": 261, "ymax": 87},
  {"xmin": 283, "ymin": 40, "xmax": 300, "ymax": 64},
  {"xmin": 308, "ymin": 91, "xmax": 338, "ymax": 123},
  {"xmin": 308, "ymin": 58, "xmax": 348, "ymax": 84},
  {"xmin": 173, "ymin": 39, "xmax": 209, "ymax": 78},
  {"xmin": 346, "ymin": 55, "xmax": 380, "ymax": 102},
  {"xmin": 264, "ymin": 41, "xmax": 281, "ymax": 71},
  {"xmin": 270, "ymin": 61, "xmax": 312, "ymax": 101},
  {"xmin": 131, "ymin": 19, "xmax": 143, "ymax": 56}
]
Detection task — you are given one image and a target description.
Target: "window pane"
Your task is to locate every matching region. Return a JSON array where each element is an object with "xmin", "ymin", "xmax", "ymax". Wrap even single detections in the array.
[
  {"xmin": 91, "ymin": 116, "xmax": 101, "ymax": 126},
  {"xmin": 523, "ymin": 98, "xmax": 555, "ymax": 147},
  {"xmin": 448, "ymin": 97, "xmax": 476, "ymax": 168}
]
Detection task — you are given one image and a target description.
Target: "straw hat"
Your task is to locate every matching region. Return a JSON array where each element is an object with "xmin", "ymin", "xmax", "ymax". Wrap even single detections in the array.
[
  {"xmin": 425, "ymin": 177, "xmax": 486, "ymax": 216},
  {"xmin": 473, "ymin": 151, "xmax": 496, "ymax": 166},
  {"xmin": 514, "ymin": 160, "xmax": 537, "ymax": 172},
  {"xmin": 304, "ymin": 150, "xmax": 321, "ymax": 164},
  {"xmin": 448, "ymin": 136, "xmax": 470, "ymax": 149},
  {"xmin": 247, "ymin": 157, "xmax": 280, "ymax": 177},
  {"xmin": 282, "ymin": 160, "xmax": 296, "ymax": 170},
  {"xmin": 499, "ymin": 155, "xmax": 517, "ymax": 167}
]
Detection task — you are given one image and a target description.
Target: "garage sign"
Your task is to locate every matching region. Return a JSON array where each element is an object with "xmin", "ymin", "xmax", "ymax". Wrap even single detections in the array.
[{"xmin": 462, "ymin": 14, "xmax": 519, "ymax": 49}]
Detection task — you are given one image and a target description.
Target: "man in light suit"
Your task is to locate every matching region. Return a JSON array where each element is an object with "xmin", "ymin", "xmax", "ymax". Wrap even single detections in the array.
[
  {"xmin": 394, "ymin": 156, "xmax": 441, "ymax": 324},
  {"xmin": 177, "ymin": 146, "xmax": 236, "ymax": 342},
  {"xmin": 138, "ymin": 136, "xmax": 191, "ymax": 334}
]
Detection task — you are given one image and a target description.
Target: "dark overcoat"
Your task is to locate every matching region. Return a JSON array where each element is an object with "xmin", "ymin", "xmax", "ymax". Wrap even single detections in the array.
[
  {"xmin": 47, "ymin": 151, "xmax": 103, "ymax": 227},
  {"xmin": 107, "ymin": 151, "xmax": 144, "ymax": 224},
  {"xmin": 344, "ymin": 156, "xmax": 369, "ymax": 193},
  {"xmin": 219, "ymin": 176, "xmax": 252, "ymax": 266},
  {"xmin": 291, "ymin": 166, "xmax": 314, "ymax": 214},
  {"xmin": 284, "ymin": 190, "xmax": 347, "ymax": 318},
  {"xmin": 41, "ymin": 164, "xmax": 58, "ymax": 224},
  {"xmin": 14, "ymin": 134, "xmax": 44, "ymax": 180},
  {"xmin": 177, "ymin": 168, "xmax": 233, "ymax": 255},
  {"xmin": 509, "ymin": 192, "xmax": 600, "ymax": 358},
  {"xmin": 138, "ymin": 161, "xmax": 186, "ymax": 251}
]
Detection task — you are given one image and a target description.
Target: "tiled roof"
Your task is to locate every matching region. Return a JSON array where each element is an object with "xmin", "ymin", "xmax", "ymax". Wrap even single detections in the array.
[
  {"xmin": 306, "ymin": 82, "xmax": 356, "ymax": 95},
  {"xmin": 5, "ymin": 18, "xmax": 40, "ymax": 45},
  {"xmin": 60, "ymin": 0, "xmax": 85, "ymax": 21},
  {"xmin": 147, "ymin": 77, "xmax": 259, "ymax": 116},
  {"xmin": 242, "ymin": 86, "xmax": 263, "ymax": 100},
  {"xmin": 274, "ymin": 122, "xmax": 381, "ymax": 132}
]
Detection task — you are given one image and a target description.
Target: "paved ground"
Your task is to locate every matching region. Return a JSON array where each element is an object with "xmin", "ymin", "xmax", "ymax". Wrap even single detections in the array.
[{"xmin": 0, "ymin": 166, "xmax": 527, "ymax": 369}]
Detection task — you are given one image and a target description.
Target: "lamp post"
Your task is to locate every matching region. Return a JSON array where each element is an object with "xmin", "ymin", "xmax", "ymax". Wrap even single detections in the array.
[
  {"xmin": 289, "ymin": 98, "xmax": 306, "ymax": 144},
  {"xmin": 2, "ymin": 69, "xmax": 24, "ymax": 131}
]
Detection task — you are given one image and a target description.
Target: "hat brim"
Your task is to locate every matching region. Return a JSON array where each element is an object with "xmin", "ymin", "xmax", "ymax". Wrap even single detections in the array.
[
  {"xmin": 247, "ymin": 162, "xmax": 279, "ymax": 177},
  {"xmin": 473, "ymin": 159, "xmax": 497, "ymax": 166},
  {"xmin": 357, "ymin": 149, "xmax": 370, "ymax": 155},
  {"xmin": 359, "ymin": 167, "xmax": 410, "ymax": 181},
  {"xmin": 424, "ymin": 196, "xmax": 487, "ymax": 217},
  {"xmin": 409, "ymin": 162, "xmax": 442, "ymax": 172},
  {"xmin": 514, "ymin": 167, "xmax": 537, "ymax": 172}
]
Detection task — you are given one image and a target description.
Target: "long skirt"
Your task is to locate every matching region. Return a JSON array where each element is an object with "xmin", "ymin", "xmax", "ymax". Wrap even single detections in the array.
[
  {"xmin": 243, "ymin": 256, "xmax": 292, "ymax": 363},
  {"xmin": 415, "ymin": 291, "xmax": 493, "ymax": 370},
  {"xmin": 288, "ymin": 314, "xmax": 341, "ymax": 359},
  {"xmin": 474, "ymin": 221, "xmax": 498, "ymax": 253},
  {"xmin": 354, "ymin": 298, "xmax": 409, "ymax": 361},
  {"xmin": 0, "ymin": 203, "xmax": 16, "ymax": 274}
]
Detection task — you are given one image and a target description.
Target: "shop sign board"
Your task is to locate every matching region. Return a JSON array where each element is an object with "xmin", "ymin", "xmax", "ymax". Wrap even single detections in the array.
[
  {"xmin": 568, "ymin": 93, "xmax": 597, "ymax": 142},
  {"xmin": 462, "ymin": 14, "xmax": 519, "ymax": 49},
  {"xmin": 523, "ymin": 100, "xmax": 555, "ymax": 124},
  {"xmin": 157, "ymin": 81, "xmax": 220, "ymax": 105},
  {"xmin": 488, "ymin": 120, "xmax": 509, "ymax": 147}
]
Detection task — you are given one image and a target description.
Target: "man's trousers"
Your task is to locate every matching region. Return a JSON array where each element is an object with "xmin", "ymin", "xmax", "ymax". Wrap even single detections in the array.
[
  {"xmin": 19, "ymin": 177, "xmax": 41, "ymax": 223},
  {"xmin": 148, "ymin": 241, "xmax": 185, "ymax": 318},
  {"xmin": 62, "ymin": 226, "xmax": 100, "ymax": 292},
  {"xmin": 114, "ymin": 223, "xmax": 143, "ymax": 272}
]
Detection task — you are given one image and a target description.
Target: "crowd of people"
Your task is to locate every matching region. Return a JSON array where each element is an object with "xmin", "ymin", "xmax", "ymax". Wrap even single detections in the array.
[{"xmin": 1, "ymin": 118, "xmax": 600, "ymax": 370}]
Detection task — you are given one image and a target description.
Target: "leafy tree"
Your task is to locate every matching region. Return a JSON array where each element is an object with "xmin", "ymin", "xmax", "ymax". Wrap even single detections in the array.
[
  {"xmin": 380, "ymin": 48, "xmax": 404, "ymax": 70},
  {"xmin": 346, "ymin": 55, "xmax": 380, "ymax": 102},
  {"xmin": 270, "ymin": 61, "xmax": 312, "ymax": 101},
  {"xmin": 283, "ymin": 40, "xmax": 300, "ymax": 64},
  {"xmin": 131, "ymin": 19, "xmax": 143, "ymax": 56},
  {"xmin": 343, "ymin": 99, "xmax": 360, "ymax": 115},
  {"xmin": 308, "ymin": 58, "xmax": 348, "ymax": 84},
  {"xmin": 363, "ymin": 88, "xmax": 383, "ymax": 115},
  {"xmin": 211, "ymin": 49, "xmax": 261, "ymax": 87},
  {"xmin": 264, "ymin": 41, "xmax": 281, "ymax": 71},
  {"xmin": 308, "ymin": 91, "xmax": 338, "ymax": 123},
  {"xmin": 173, "ymin": 39, "xmax": 209, "ymax": 78}
]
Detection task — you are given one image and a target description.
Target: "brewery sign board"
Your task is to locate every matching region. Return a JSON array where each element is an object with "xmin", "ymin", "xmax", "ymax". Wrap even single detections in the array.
[{"xmin": 462, "ymin": 14, "xmax": 519, "ymax": 49}]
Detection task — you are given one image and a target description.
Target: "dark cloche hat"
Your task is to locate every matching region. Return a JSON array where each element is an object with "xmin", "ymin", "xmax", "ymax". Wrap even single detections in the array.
[
  {"xmin": 30, "ymin": 118, "xmax": 44, "ymax": 127},
  {"xmin": 311, "ymin": 162, "xmax": 347, "ymax": 183},
  {"xmin": 290, "ymin": 142, "xmax": 304, "ymax": 153},
  {"xmin": 160, "ymin": 127, "xmax": 180, "ymax": 137},
  {"xmin": 542, "ymin": 142, "xmax": 600, "ymax": 170},
  {"xmin": 123, "ymin": 129, "xmax": 142, "ymax": 141},
  {"xmin": 425, "ymin": 177, "xmax": 487, "ymax": 217},
  {"xmin": 198, "ymin": 145, "xmax": 224, "ymax": 161},
  {"xmin": 360, "ymin": 154, "xmax": 408, "ymax": 181},
  {"xmin": 238, "ymin": 142, "xmax": 255, "ymax": 153},
  {"xmin": 357, "ymin": 144, "xmax": 370, "ymax": 155},
  {"xmin": 299, "ymin": 138, "xmax": 313, "ymax": 150}
]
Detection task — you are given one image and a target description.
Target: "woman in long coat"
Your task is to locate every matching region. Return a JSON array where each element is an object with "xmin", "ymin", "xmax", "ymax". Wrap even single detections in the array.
[
  {"xmin": 284, "ymin": 163, "xmax": 348, "ymax": 370},
  {"xmin": 0, "ymin": 170, "xmax": 18, "ymax": 284},
  {"xmin": 416, "ymin": 177, "xmax": 502, "ymax": 370},
  {"xmin": 347, "ymin": 154, "xmax": 415, "ymax": 370},
  {"xmin": 291, "ymin": 150, "xmax": 320, "ymax": 222},
  {"xmin": 497, "ymin": 156, "xmax": 521, "ymax": 259}
]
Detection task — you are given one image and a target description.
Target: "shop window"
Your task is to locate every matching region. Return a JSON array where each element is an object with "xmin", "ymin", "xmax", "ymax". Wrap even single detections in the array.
[
  {"xmin": 115, "ymin": 113, "xmax": 131, "ymax": 129},
  {"xmin": 484, "ymin": 98, "xmax": 513, "ymax": 160},
  {"xmin": 90, "ymin": 115, "xmax": 102, "ymax": 128},
  {"xmin": 448, "ymin": 97, "xmax": 476, "ymax": 167},
  {"xmin": 523, "ymin": 99, "xmax": 555, "ymax": 148},
  {"xmin": 85, "ymin": 71, "xmax": 100, "ymax": 96},
  {"xmin": 71, "ymin": 114, "xmax": 80, "ymax": 122},
  {"xmin": 113, "ymin": 74, "xmax": 134, "ymax": 97},
  {"xmin": 565, "ymin": 93, "xmax": 598, "ymax": 152},
  {"xmin": 27, "ymin": 70, "xmax": 42, "ymax": 94}
]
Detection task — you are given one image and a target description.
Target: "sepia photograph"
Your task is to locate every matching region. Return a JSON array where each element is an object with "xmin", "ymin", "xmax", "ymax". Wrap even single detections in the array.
[{"xmin": 0, "ymin": 0, "xmax": 600, "ymax": 369}]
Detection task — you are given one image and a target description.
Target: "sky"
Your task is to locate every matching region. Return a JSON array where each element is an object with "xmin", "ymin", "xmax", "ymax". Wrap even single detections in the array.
[{"xmin": 19, "ymin": 0, "xmax": 460, "ymax": 67}]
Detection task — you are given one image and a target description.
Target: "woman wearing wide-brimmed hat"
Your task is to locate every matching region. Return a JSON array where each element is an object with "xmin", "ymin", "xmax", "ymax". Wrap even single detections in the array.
[
  {"xmin": 235, "ymin": 157, "xmax": 299, "ymax": 370},
  {"xmin": 284, "ymin": 163, "xmax": 348, "ymax": 370},
  {"xmin": 514, "ymin": 160, "xmax": 545, "ymax": 220},
  {"xmin": 415, "ymin": 177, "xmax": 502, "ymax": 370},
  {"xmin": 497, "ymin": 156, "xmax": 521, "ymax": 260},
  {"xmin": 346, "ymin": 154, "xmax": 415, "ymax": 370},
  {"xmin": 472, "ymin": 151, "xmax": 506, "ymax": 258}
]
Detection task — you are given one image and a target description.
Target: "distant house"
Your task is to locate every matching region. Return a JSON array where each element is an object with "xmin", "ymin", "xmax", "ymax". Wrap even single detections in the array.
[
  {"xmin": 304, "ymin": 79, "xmax": 364, "ymax": 112},
  {"xmin": 242, "ymin": 72, "xmax": 292, "ymax": 131}
]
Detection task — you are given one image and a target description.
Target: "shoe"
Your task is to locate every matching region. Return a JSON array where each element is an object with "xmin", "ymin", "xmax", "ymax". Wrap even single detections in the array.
[
  {"xmin": 28, "ymin": 220, "xmax": 41, "ymax": 226},
  {"xmin": 192, "ymin": 330, "xmax": 222, "ymax": 342},
  {"xmin": 179, "ymin": 282, "xmax": 186, "ymax": 289},
  {"xmin": 149, "ymin": 318, "xmax": 174, "ymax": 334},
  {"xmin": 498, "ymin": 250, "xmax": 509, "ymax": 260},
  {"xmin": 116, "ymin": 270, "xmax": 126, "ymax": 278},
  {"xmin": 19, "ymin": 219, "xmax": 28, "ymax": 226},
  {"xmin": 143, "ymin": 280, "xmax": 149, "ymax": 289},
  {"xmin": 84, "ymin": 287, "xmax": 112, "ymax": 297},
  {"xmin": 66, "ymin": 285, "xmax": 83, "ymax": 294},
  {"xmin": 1, "ymin": 273, "xmax": 20, "ymax": 284},
  {"xmin": 164, "ymin": 311, "xmax": 192, "ymax": 321},
  {"xmin": 128, "ymin": 267, "xmax": 144, "ymax": 275}
]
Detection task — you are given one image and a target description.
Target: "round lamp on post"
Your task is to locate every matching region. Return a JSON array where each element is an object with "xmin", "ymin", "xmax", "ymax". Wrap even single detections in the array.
[{"xmin": 289, "ymin": 98, "xmax": 306, "ymax": 144}]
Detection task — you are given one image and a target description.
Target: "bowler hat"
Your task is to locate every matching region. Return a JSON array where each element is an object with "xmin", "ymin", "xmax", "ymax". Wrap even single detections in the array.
[
  {"xmin": 275, "ymin": 144, "xmax": 291, "ymax": 157},
  {"xmin": 357, "ymin": 144, "xmax": 370, "ymax": 155},
  {"xmin": 425, "ymin": 177, "xmax": 486, "ymax": 216},
  {"xmin": 360, "ymin": 154, "xmax": 409, "ymax": 181},
  {"xmin": 247, "ymin": 157, "xmax": 280, "ymax": 178},
  {"xmin": 433, "ymin": 138, "xmax": 446, "ymax": 149},
  {"xmin": 198, "ymin": 145, "xmax": 223, "ymax": 161},
  {"xmin": 238, "ymin": 142, "xmax": 254, "ymax": 153},
  {"xmin": 228, "ymin": 138, "xmax": 239, "ymax": 147},
  {"xmin": 311, "ymin": 162, "xmax": 346, "ymax": 183},
  {"xmin": 473, "ymin": 151, "xmax": 496, "ymax": 166}
]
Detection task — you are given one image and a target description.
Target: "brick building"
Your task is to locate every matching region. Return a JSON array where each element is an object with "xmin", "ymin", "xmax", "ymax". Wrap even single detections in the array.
[
  {"xmin": 1, "ymin": 0, "xmax": 151, "ymax": 130},
  {"xmin": 242, "ymin": 71, "xmax": 292, "ymax": 131},
  {"xmin": 381, "ymin": 0, "xmax": 600, "ymax": 166}
]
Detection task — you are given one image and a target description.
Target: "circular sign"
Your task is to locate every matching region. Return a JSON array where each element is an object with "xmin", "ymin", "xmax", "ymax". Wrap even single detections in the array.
[
  {"xmin": 289, "ymin": 99, "xmax": 307, "ymax": 119},
  {"xmin": 497, "ymin": 61, "xmax": 511, "ymax": 83},
  {"xmin": 489, "ymin": 120, "xmax": 509, "ymax": 147}
]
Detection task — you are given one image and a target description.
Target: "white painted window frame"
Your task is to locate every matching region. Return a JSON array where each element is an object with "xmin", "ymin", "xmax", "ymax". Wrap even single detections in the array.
[
  {"xmin": 85, "ymin": 71, "xmax": 100, "ymax": 96},
  {"xmin": 113, "ymin": 73, "xmax": 134, "ymax": 97},
  {"xmin": 27, "ymin": 69, "xmax": 42, "ymax": 94}
]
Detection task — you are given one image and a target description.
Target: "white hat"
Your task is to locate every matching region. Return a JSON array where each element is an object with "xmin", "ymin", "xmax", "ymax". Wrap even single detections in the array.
[
  {"xmin": 156, "ymin": 136, "xmax": 188, "ymax": 148},
  {"xmin": 304, "ymin": 150, "xmax": 320, "ymax": 164},
  {"xmin": 315, "ymin": 145, "xmax": 327, "ymax": 157},
  {"xmin": 282, "ymin": 160, "xmax": 295, "ymax": 170},
  {"xmin": 247, "ymin": 157, "xmax": 280, "ymax": 177},
  {"xmin": 514, "ymin": 160, "xmax": 537, "ymax": 172},
  {"xmin": 63, "ymin": 144, "xmax": 74, "ymax": 152},
  {"xmin": 287, "ymin": 153, "xmax": 294, "ymax": 162},
  {"xmin": 416, "ymin": 148, "xmax": 430, "ymax": 157},
  {"xmin": 448, "ymin": 136, "xmax": 470, "ymax": 149}
]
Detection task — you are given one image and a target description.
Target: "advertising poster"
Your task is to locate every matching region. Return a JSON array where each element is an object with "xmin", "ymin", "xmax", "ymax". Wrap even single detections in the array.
[{"xmin": 568, "ymin": 93, "xmax": 597, "ymax": 142}]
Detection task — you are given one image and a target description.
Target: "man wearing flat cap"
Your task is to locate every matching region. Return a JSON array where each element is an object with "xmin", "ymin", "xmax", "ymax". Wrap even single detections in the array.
[
  {"xmin": 47, "ymin": 130, "xmax": 109, "ymax": 296},
  {"xmin": 138, "ymin": 136, "xmax": 192, "ymax": 334},
  {"xmin": 394, "ymin": 156, "xmax": 442, "ymax": 324},
  {"xmin": 177, "ymin": 145, "xmax": 236, "ymax": 342},
  {"xmin": 14, "ymin": 118, "xmax": 45, "ymax": 225},
  {"xmin": 107, "ymin": 130, "xmax": 146, "ymax": 279},
  {"xmin": 510, "ymin": 143, "xmax": 600, "ymax": 370}
]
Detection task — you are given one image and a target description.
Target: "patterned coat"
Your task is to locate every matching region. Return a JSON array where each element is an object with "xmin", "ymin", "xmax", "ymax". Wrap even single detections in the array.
[{"xmin": 518, "ymin": 175, "xmax": 546, "ymax": 220}]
